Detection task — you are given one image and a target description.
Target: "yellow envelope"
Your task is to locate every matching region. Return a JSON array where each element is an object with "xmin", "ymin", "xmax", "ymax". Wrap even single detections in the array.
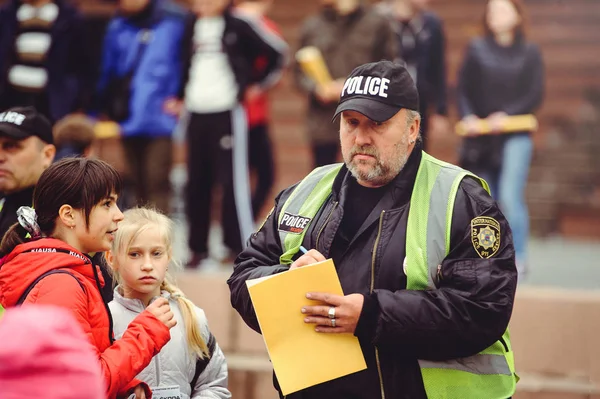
[{"xmin": 246, "ymin": 259, "xmax": 367, "ymax": 395}]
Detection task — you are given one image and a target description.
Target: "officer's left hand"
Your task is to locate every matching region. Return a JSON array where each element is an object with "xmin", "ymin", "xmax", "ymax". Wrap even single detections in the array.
[{"xmin": 301, "ymin": 292, "xmax": 364, "ymax": 334}]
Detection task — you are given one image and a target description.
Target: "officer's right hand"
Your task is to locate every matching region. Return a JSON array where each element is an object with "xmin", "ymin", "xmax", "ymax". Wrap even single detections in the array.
[
  {"xmin": 146, "ymin": 297, "xmax": 177, "ymax": 329},
  {"xmin": 290, "ymin": 249, "xmax": 326, "ymax": 270}
]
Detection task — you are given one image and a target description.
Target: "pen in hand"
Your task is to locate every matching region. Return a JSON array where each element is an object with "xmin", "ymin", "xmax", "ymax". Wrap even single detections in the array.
[{"xmin": 299, "ymin": 246, "xmax": 309, "ymax": 254}]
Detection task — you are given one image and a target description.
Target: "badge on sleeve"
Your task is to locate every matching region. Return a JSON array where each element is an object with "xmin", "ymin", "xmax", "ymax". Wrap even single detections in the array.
[{"xmin": 471, "ymin": 216, "xmax": 501, "ymax": 258}]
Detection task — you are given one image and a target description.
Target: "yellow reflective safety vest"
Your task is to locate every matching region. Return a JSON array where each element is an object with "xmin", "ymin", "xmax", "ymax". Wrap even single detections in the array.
[{"xmin": 277, "ymin": 151, "xmax": 518, "ymax": 398}]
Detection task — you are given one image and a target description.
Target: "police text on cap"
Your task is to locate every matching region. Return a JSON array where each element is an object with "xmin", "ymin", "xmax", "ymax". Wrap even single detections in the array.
[
  {"xmin": 341, "ymin": 76, "xmax": 390, "ymax": 98},
  {"xmin": 0, "ymin": 111, "xmax": 26, "ymax": 126}
]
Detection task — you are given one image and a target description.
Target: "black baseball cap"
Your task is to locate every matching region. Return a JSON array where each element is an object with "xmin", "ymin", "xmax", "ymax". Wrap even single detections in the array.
[
  {"xmin": 333, "ymin": 60, "xmax": 419, "ymax": 122},
  {"xmin": 0, "ymin": 106, "xmax": 54, "ymax": 145}
]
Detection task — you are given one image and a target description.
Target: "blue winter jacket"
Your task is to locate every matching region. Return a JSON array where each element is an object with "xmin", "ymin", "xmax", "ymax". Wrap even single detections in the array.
[{"xmin": 96, "ymin": 0, "xmax": 187, "ymax": 137}]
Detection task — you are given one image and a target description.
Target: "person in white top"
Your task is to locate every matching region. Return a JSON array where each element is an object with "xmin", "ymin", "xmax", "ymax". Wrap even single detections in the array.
[
  {"xmin": 107, "ymin": 207, "xmax": 231, "ymax": 399},
  {"xmin": 170, "ymin": 0, "xmax": 288, "ymax": 269}
]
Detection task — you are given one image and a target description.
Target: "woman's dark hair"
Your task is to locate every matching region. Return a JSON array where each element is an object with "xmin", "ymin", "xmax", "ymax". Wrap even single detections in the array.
[
  {"xmin": 483, "ymin": 0, "xmax": 527, "ymax": 40},
  {"xmin": 0, "ymin": 158, "xmax": 122, "ymax": 257}
]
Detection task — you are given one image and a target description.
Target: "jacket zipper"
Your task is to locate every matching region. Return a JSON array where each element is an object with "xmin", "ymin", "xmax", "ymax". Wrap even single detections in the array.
[
  {"xmin": 315, "ymin": 201, "xmax": 338, "ymax": 250},
  {"xmin": 370, "ymin": 210, "xmax": 386, "ymax": 399}
]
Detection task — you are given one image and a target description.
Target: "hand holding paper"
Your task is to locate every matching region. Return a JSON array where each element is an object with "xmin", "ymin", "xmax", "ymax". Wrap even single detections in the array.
[
  {"xmin": 246, "ymin": 259, "xmax": 366, "ymax": 395},
  {"xmin": 302, "ymin": 292, "xmax": 364, "ymax": 334}
]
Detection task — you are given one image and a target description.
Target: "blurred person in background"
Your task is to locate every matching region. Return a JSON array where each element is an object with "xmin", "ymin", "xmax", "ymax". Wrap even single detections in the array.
[
  {"xmin": 456, "ymin": 0, "xmax": 544, "ymax": 276},
  {"xmin": 174, "ymin": 0, "xmax": 288, "ymax": 268},
  {"xmin": 0, "ymin": 106, "xmax": 55, "ymax": 238},
  {"xmin": 294, "ymin": 0, "xmax": 398, "ymax": 168},
  {"xmin": 52, "ymin": 114, "xmax": 95, "ymax": 161},
  {"xmin": 95, "ymin": 0, "xmax": 189, "ymax": 215},
  {"xmin": 0, "ymin": 0, "xmax": 94, "ymax": 123},
  {"xmin": 0, "ymin": 305, "xmax": 105, "ymax": 399},
  {"xmin": 236, "ymin": 0, "xmax": 283, "ymax": 219},
  {"xmin": 377, "ymin": 0, "xmax": 448, "ymax": 150}
]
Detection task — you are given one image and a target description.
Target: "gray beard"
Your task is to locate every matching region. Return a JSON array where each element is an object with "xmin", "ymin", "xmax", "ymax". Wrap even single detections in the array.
[{"xmin": 347, "ymin": 146, "xmax": 410, "ymax": 187}]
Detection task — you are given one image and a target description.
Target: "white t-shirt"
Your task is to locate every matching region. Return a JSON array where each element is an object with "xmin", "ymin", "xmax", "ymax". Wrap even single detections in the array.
[
  {"xmin": 184, "ymin": 16, "xmax": 239, "ymax": 114},
  {"xmin": 8, "ymin": 3, "xmax": 59, "ymax": 91}
]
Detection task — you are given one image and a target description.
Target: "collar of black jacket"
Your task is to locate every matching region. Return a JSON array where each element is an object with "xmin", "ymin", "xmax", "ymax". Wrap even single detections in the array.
[
  {"xmin": 331, "ymin": 142, "xmax": 423, "ymax": 204},
  {"xmin": 1, "ymin": 185, "xmax": 35, "ymax": 208}
]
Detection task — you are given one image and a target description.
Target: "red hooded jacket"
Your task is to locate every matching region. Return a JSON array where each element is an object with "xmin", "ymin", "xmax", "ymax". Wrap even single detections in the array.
[{"xmin": 0, "ymin": 238, "xmax": 171, "ymax": 398}]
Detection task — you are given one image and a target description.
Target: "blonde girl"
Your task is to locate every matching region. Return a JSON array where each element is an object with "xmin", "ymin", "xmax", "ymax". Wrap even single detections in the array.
[{"xmin": 107, "ymin": 207, "xmax": 230, "ymax": 399}]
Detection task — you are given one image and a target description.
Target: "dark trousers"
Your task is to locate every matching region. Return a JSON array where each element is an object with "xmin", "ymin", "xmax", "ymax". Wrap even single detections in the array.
[
  {"xmin": 122, "ymin": 136, "xmax": 173, "ymax": 214},
  {"xmin": 312, "ymin": 142, "xmax": 339, "ymax": 168},
  {"xmin": 248, "ymin": 123, "xmax": 275, "ymax": 216},
  {"xmin": 185, "ymin": 108, "xmax": 254, "ymax": 255}
]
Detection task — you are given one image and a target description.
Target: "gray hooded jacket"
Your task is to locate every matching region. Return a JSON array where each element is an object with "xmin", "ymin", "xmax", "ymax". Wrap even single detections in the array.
[{"xmin": 109, "ymin": 289, "xmax": 231, "ymax": 399}]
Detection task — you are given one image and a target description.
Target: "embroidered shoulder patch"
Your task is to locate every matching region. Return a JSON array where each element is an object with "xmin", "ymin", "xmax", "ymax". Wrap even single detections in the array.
[{"xmin": 471, "ymin": 216, "xmax": 501, "ymax": 259}]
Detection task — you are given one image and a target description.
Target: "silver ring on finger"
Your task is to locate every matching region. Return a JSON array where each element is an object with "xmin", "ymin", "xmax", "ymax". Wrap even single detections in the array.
[
  {"xmin": 328, "ymin": 306, "xmax": 336, "ymax": 319},
  {"xmin": 331, "ymin": 318, "xmax": 336, "ymax": 328}
]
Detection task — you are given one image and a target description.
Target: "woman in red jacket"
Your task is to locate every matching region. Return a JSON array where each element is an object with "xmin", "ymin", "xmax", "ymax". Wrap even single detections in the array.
[{"xmin": 0, "ymin": 158, "xmax": 175, "ymax": 399}]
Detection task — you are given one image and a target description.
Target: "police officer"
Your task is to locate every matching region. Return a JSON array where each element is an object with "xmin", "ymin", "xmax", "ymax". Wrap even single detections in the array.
[
  {"xmin": 228, "ymin": 60, "xmax": 518, "ymax": 398},
  {"xmin": 0, "ymin": 106, "xmax": 55, "ymax": 238}
]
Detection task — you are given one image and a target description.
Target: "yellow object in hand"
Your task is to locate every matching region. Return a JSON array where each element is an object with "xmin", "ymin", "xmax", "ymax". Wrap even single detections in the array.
[
  {"xmin": 455, "ymin": 114, "xmax": 538, "ymax": 136},
  {"xmin": 296, "ymin": 46, "xmax": 333, "ymax": 88},
  {"xmin": 94, "ymin": 121, "xmax": 121, "ymax": 139}
]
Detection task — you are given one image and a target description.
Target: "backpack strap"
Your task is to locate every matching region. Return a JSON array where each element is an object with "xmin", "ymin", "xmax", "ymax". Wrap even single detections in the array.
[
  {"xmin": 17, "ymin": 269, "xmax": 85, "ymax": 305},
  {"xmin": 191, "ymin": 332, "xmax": 217, "ymax": 389}
]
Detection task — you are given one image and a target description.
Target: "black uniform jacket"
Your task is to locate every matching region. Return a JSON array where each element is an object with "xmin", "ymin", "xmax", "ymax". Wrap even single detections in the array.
[{"xmin": 228, "ymin": 147, "xmax": 518, "ymax": 399}]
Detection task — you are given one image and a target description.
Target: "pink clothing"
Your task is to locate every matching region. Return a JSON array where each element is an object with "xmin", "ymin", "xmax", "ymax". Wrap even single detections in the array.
[{"xmin": 0, "ymin": 305, "xmax": 105, "ymax": 399}]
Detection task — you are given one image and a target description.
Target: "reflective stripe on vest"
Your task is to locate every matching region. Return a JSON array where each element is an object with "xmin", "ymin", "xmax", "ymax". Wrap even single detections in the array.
[
  {"xmin": 406, "ymin": 152, "xmax": 491, "ymax": 290},
  {"xmin": 278, "ymin": 163, "xmax": 343, "ymax": 264},
  {"xmin": 279, "ymin": 153, "xmax": 517, "ymax": 398},
  {"xmin": 418, "ymin": 354, "xmax": 512, "ymax": 376},
  {"xmin": 407, "ymin": 152, "xmax": 516, "ymax": 399}
]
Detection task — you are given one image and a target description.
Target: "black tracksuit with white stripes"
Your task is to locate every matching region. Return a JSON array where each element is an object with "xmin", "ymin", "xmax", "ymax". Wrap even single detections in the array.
[{"xmin": 179, "ymin": 8, "xmax": 287, "ymax": 256}]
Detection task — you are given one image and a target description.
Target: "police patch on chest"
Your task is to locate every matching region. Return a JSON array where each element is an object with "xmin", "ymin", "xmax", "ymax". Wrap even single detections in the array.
[
  {"xmin": 471, "ymin": 216, "xmax": 501, "ymax": 258},
  {"xmin": 278, "ymin": 212, "xmax": 312, "ymax": 234}
]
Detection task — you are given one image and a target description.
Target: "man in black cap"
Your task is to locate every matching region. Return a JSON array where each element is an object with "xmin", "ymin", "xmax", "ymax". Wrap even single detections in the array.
[
  {"xmin": 0, "ymin": 106, "xmax": 55, "ymax": 238},
  {"xmin": 228, "ymin": 60, "xmax": 518, "ymax": 398}
]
